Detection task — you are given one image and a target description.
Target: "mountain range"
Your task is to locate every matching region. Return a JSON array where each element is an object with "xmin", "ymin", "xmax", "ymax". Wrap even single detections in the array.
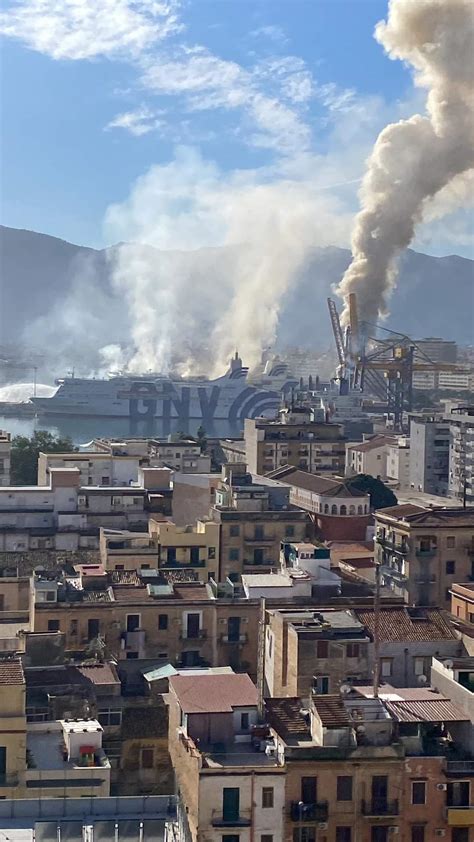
[{"xmin": 0, "ymin": 225, "xmax": 473, "ymax": 374}]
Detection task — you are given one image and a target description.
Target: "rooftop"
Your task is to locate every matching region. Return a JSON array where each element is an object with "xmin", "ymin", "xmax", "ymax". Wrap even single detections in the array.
[
  {"xmin": 312, "ymin": 694, "xmax": 351, "ymax": 728},
  {"xmin": 355, "ymin": 607, "xmax": 457, "ymax": 642},
  {"xmin": 170, "ymin": 672, "xmax": 258, "ymax": 714},
  {"xmin": 376, "ymin": 505, "xmax": 474, "ymax": 526},
  {"xmin": 265, "ymin": 697, "xmax": 311, "ymax": 740},
  {"xmin": 0, "ymin": 657, "xmax": 25, "ymax": 685},
  {"xmin": 265, "ymin": 467, "xmax": 368, "ymax": 498},
  {"xmin": 347, "ymin": 435, "xmax": 396, "ymax": 453}
]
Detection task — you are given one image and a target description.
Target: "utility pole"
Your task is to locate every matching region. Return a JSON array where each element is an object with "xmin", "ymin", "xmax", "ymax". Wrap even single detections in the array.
[{"xmin": 373, "ymin": 560, "xmax": 381, "ymax": 698}]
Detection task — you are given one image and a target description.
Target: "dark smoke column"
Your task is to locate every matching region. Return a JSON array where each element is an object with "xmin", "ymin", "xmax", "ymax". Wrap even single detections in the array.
[{"xmin": 337, "ymin": 0, "xmax": 474, "ymax": 327}]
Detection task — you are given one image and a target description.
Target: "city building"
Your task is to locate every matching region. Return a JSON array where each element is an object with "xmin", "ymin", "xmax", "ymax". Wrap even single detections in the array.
[
  {"xmin": 414, "ymin": 337, "xmax": 458, "ymax": 364},
  {"xmin": 210, "ymin": 466, "xmax": 308, "ymax": 581},
  {"xmin": 385, "ymin": 437, "xmax": 411, "ymax": 490},
  {"xmin": 450, "ymin": 583, "xmax": 474, "ymax": 624},
  {"xmin": 345, "ymin": 435, "xmax": 395, "ymax": 479},
  {"xmin": 375, "ymin": 504, "xmax": 474, "ymax": 607},
  {"xmin": 409, "ymin": 415, "xmax": 450, "ymax": 495},
  {"xmin": 169, "ymin": 671, "xmax": 286, "ymax": 842},
  {"xmin": 244, "ymin": 408, "xmax": 346, "ymax": 476},
  {"xmin": 0, "ymin": 466, "xmax": 172, "ymax": 557},
  {"xmin": 38, "ymin": 450, "xmax": 144, "ymax": 487},
  {"xmin": 448, "ymin": 405, "xmax": 474, "ymax": 505},
  {"xmin": 265, "ymin": 467, "xmax": 371, "ymax": 541},
  {"xmin": 0, "ymin": 430, "xmax": 11, "ymax": 486}
]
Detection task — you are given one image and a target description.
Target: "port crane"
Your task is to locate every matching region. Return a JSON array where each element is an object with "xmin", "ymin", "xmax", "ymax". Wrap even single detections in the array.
[{"xmin": 327, "ymin": 294, "xmax": 460, "ymax": 431}]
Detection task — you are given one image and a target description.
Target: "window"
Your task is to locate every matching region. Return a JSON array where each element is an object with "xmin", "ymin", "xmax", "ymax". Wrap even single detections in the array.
[
  {"xmin": 371, "ymin": 829, "xmax": 388, "ymax": 842},
  {"xmin": 346, "ymin": 643, "xmax": 360, "ymax": 659},
  {"xmin": 337, "ymin": 776, "xmax": 353, "ymax": 801},
  {"xmin": 229, "ymin": 525, "xmax": 240, "ymax": 537},
  {"xmin": 126, "ymin": 652, "xmax": 138, "ymax": 659},
  {"xmin": 316, "ymin": 640, "xmax": 329, "ymax": 658},
  {"xmin": 411, "ymin": 826, "xmax": 425, "ymax": 842},
  {"xmin": 447, "ymin": 780, "xmax": 470, "ymax": 807},
  {"xmin": 141, "ymin": 748, "xmax": 154, "ymax": 769},
  {"xmin": 158, "ymin": 614, "xmax": 168, "ymax": 630},
  {"xmin": 285, "ymin": 525, "xmax": 295, "ymax": 537},
  {"xmin": 240, "ymin": 713, "xmax": 249, "ymax": 730},
  {"xmin": 98, "ymin": 709, "xmax": 122, "ymax": 727},
  {"xmin": 190, "ymin": 546, "xmax": 200, "ymax": 565},
  {"xmin": 292, "ymin": 829, "xmax": 315, "ymax": 842},
  {"xmin": 208, "ymin": 547, "xmax": 216, "ymax": 559},
  {"xmin": 229, "ymin": 548, "xmax": 240, "ymax": 562},
  {"xmin": 336, "ymin": 830, "xmax": 352, "ymax": 842},
  {"xmin": 381, "ymin": 658, "xmax": 393, "ymax": 677},
  {"xmin": 46, "ymin": 591, "xmax": 56, "ymax": 602},
  {"xmin": 48, "ymin": 619, "xmax": 60, "ymax": 632},
  {"xmin": 411, "ymin": 781, "xmax": 426, "ymax": 805},
  {"xmin": 70, "ymin": 620, "xmax": 78, "ymax": 635},
  {"xmin": 222, "ymin": 836, "xmax": 239, "ymax": 842},
  {"xmin": 262, "ymin": 787, "xmax": 274, "ymax": 808},
  {"xmin": 261, "ymin": 836, "xmax": 273, "ymax": 842},
  {"xmin": 255, "ymin": 525, "xmax": 264, "ymax": 540},
  {"xmin": 313, "ymin": 676, "xmax": 329, "ymax": 694},
  {"xmin": 228, "ymin": 617, "xmax": 241, "ymax": 642},
  {"xmin": 414, "ymin": 658, "xmax": 427, "ymax": 677},
  {"xmin": 446, "ymin": 560, "xmax": 455, "ymax": 574},
  {"xmin": 126, "ymin": 614, "xmax": 140, "ymax": 632},
  {"xmin": 447, "ymin": 536, "xmax": 456, "ymax": 548},
  {"xmin": 101, "ymin": 476, "xmax": 110, "ymax": 485},
  {"xmin": 301, "ymin": 776, "xmax": 317, "ymax": 804},
  {"xmin": 222, "ymin": 788, "xmax": 240, "ymax": 822},
  {"xmin": 451, "ymin": 830, "xmax": 469, "ymax": 842},
  {"xmin": 167, "ymin": 547, "xmax": 176, "ymax": 563}
]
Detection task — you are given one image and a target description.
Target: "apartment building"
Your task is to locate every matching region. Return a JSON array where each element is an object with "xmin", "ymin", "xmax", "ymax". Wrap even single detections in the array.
[
  {"xmin": 448, "ymin": 405, "xmax": 474, "ymax": 505},
  {"xmin": 265, "ymin": 467, "xmax": 370, "ymax": 541},
  {"xmin": 0, "ymin": 430, "xmax": 11, "ymax": 486},
  {"xmin": 30, "ymin": 569, "xmax": 260, "ymax": 679},
  {"xmin": 91, "ymin": 435, "xmax": 211, "ymax": 474},
  {"xmin": 170, "ymin": 670, "xmax": 474, "ymax": 842},
  {"xmin": 0, "ymin": 657, "xmax": 111, "ymax": 799},
  {"xmin": 169, "ymin": 671, "xmax": 286, "ymax": 842},
  {"xmin": 209, "ymin": 467, "xmax": 308, "ymax": 580},
  {"xmin": 409, "ymin": 415, "xmax": 450, "ymax": 495},
  {"xmin": 38, "ymin": 450, "xmax": 143, "ymax": 487},
  {"xmin": 375, "ymin": 504, "xmax": 474, "ymax": 608},
  {"xmin": 345, "ymin": 435, "xmax": 395, "ymax": 478},
  {"xmin": 451, "ymin": 583, "xmax": 474, "ymax": 624},
  {"xmin": 244, "ymin": 409, "xmax": 346, "ymax": 477},
  {"xmin": 264, "ymin": 605, "xmax": 461, "ymax": 700}
]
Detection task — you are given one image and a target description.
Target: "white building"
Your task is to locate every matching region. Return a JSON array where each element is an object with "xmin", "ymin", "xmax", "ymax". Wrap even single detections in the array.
[
  {"xmin": 385, "ymin": 437, "xmax": 411, "ymax": 490},
  {"xmin": 345, "ymin": 434, "xmax": 396, "ymax": 478}
]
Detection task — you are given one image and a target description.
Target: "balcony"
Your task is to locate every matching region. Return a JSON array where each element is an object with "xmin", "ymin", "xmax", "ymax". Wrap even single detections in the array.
[
  {"xmin": 447, "ymin": 807, "xmax": 474, "ymax": 827},
  {"xmin": 161, "ymin": 559, "xmax": 206, "ymax": 569},
  {"xmin": 220, "ymin": 633, "xmax": 248, "ymax": 644},
  {"xmin": 211, "ymin": 809, "xmax": 251, "ymax": 827},
  {"xmin": 414, "ymin": 574, "xmax": 436, "ymax": 585},
  {"xmin": 446, "ymin": 760, "xmax": 474, "ymax": 775},
  {"xmin": 290, "ymin": 801, "xmax": 329, "ymax": 822},
  {"xmin": 179, "ymin": 629, "xmax": 207, "ymax": 641},
  {"xmin": 244, "ymin": 536, "xmax": 275, "ymax": 543},
  {"xmin": 361, "ymin": 799, "xmax": 399, "ymax": 817},
  {"xmin": 376, "ymin": 536, "xmax": 409, "ymax": 555},
  {"xmin": 415, "ymin": 548, "xmax": 436, "ymax": 557},
  {"xmin": 380, "ymin": 564, "xmax": 407, "ymax": 584}
]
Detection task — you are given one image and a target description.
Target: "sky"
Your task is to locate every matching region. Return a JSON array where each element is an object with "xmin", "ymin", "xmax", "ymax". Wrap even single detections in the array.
[{"xmin": 0, "ymin": 0, "xmax": 473, "ymax": 258}]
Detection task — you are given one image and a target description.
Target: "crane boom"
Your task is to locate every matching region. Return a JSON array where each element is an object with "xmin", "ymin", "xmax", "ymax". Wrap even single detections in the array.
[{"xmin": 327, "ymin": 298, "xmax": 345, "ymax": 368}]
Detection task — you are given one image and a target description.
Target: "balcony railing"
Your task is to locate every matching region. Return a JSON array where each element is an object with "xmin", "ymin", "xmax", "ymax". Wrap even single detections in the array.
[
  {"xmin": 446, "ymin": 760, "xmax": 474, "ymax": 775},
  {"xmin": 361, "ymin": 799, "xmax": 399, "ymax": 817},
  {"xmin": 220, "ymin": 633, "xmax": 248, "ymax": 644},
  {"xmin": 290, "ymin": 801, "xmax": 329, "ymax": 822},
  {"xmin": 376, "ymin": 536, "xmax": 409, "ymax": 555},
  {"xmin": 179, "ymin": 629, "xmax": 207, "ymax": 641},
  {"xmin": 380, "ymin": 565, "xmax": 407, "ymax": 584},
  {"xmin": 211, "ymin": 809, "xmax": 251, "ymax": 827},
  {"xmin": 244, "ymin": 536, "xmax": 275, "ymax": 543},
  {"xmin": 415, "ymin": 548, "xmax": 436, "ymax": 557}
]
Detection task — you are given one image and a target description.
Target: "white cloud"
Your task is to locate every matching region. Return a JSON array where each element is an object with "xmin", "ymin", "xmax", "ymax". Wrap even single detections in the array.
[
  {"xmin": 0, "ymin": 0, "xmax": 181, "ymax": 60},
  {"xmin": 105, "ymin": 105, "xmax": 164, "ymax": 136},
  {"xmin": 249, "ymin": 25, "xmax": 289, "ymax": 47}
]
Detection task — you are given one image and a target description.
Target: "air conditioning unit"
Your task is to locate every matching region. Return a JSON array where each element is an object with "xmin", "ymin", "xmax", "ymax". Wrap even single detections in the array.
[
  {"xmin": 388, "ymin": 829, "xmax": 399, "ymax": 836},
  {"xmin": 318, "ymin": 823, "xmax": 328, "ymax": 831},
  {"xmin": 436, "ymin": 783, "xmax": 447, "ymax": 791},
  {"xmin": 435, "ymin": 830, "xmax": 446, "ymax": 838}
]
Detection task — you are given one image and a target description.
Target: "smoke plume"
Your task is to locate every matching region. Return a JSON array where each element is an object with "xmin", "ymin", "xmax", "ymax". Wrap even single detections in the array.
[{"xmin": 337, "ymin": 0, "xmax": 474, "ymax": 327}]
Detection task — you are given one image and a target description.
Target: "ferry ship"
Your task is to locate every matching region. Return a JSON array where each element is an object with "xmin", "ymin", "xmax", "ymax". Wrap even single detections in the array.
[{"xmin": 30, "ymin": 354, "xmax": 298, "ymax": 423}]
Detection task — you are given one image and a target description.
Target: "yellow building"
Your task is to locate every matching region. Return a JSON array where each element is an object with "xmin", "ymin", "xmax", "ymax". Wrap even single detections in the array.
[{"xmin": 0, "ymin": 659, "xmax": 26, "ymax": 797}]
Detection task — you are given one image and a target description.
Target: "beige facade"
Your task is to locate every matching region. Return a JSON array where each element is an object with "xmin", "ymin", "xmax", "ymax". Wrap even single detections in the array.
[
  {"xmin": 451, "ymin": 583, "xmax": 474, "ymax": 624},
  {"xmin": 0, "ymin": 430, "xmax": 11, "ymax": 486},
  {"xmin": 375, "ymin": 504, "xmax": 474, "ymax": 608},
  {"xmin": 244, "ymin": 414, "xmax": 346, "ymax": 477}
]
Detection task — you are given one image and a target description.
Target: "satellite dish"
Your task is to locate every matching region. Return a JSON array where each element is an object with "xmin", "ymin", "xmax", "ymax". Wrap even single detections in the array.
[
  {"xmin": 444, "ymin": 659, "xmax": 454, "ymax": 670},
  {"xmin": 417, "ymin": 674, "xmax": 427, "ymax": 685},
  {"xmin": 340, "ymin": 684, "xmax": 352, "ymax": 696},
  {"xmin": 356, "ymin": 725, "xmax": 365, "ymax": 733}
]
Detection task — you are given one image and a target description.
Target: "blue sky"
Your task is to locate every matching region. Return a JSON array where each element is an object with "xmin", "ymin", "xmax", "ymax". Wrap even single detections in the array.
[{"xmin": 1, "ymin": 0, "xmax": 472, "ymax": 256}]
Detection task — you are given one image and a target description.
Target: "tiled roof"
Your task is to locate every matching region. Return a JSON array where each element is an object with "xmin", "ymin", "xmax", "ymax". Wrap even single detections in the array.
[
  {"xmin": 77, "ymin": 663, "xmax": 120, "ymax": 686},
  {"xmin": 312, "ymin": 695, "xmax": 351, "ymax": 727},
  {"xmin": 266, "ymin": 467, "xmax": 367, "ymax": 498},
  {"xmin": 0, "ymin": 657, "xmax": 25, "ymax": 685},
  {"xmin": 266, "ymin": 697, "xmax": 310, "ymax": 738},
  {"xmin": 376, "ymin": 505, "xmax": 474, "ymax": 526},
  {"xmin": 347, "ymin": 435, "xmax": 396, "ymax": 453},
  {"xmin": 355, "ymin": 607, "xmax": 457, "ymax": 642},
  {"xmin": 170, "ymin": 673, "xmax": 258, "ymax": 713}
]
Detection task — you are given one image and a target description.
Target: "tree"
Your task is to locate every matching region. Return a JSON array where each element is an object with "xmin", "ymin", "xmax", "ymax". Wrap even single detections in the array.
[
  {"xmin": 346, "ymin": 473, "xmax": 398, "ymax": 511},
  {"xmin": 10, "ymin": 430, "xmax": 77, "ymax": 485}
]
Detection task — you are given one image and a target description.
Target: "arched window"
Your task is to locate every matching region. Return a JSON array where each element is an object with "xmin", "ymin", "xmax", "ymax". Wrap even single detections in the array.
[
  {"xmin": 331, "ymin": 504, "xmax": 338, "ymax": 515},
  {"xmin": 357, "ymin": 505, "xmax": 363, "ymax": 515},
  {"xmin": 364, "ymin": 504, "xmax": 368, "ymax": 514},
  {"xmin": 340, "ymin": 504, "xmax": 347, "ymax": 515},
  {"xmin": 349, "ymin": 505, "xmax": 356, "ymax": 515},
  {"xmin": 324, "ymin": 504, "xmax": 329, "ymax": 514}
]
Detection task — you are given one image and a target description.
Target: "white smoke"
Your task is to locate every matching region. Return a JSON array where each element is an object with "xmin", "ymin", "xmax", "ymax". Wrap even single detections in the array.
[
  {"xmin": 0, "ymin": 382, "xmax": 56, "ymax": 402},
  {"xmin": 104, "ymin": 147, "xmax": 353, "ymax": 375},
  {"xmin": 337, "ymin": 0, "xmax": 474, "ymax": 327}
]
